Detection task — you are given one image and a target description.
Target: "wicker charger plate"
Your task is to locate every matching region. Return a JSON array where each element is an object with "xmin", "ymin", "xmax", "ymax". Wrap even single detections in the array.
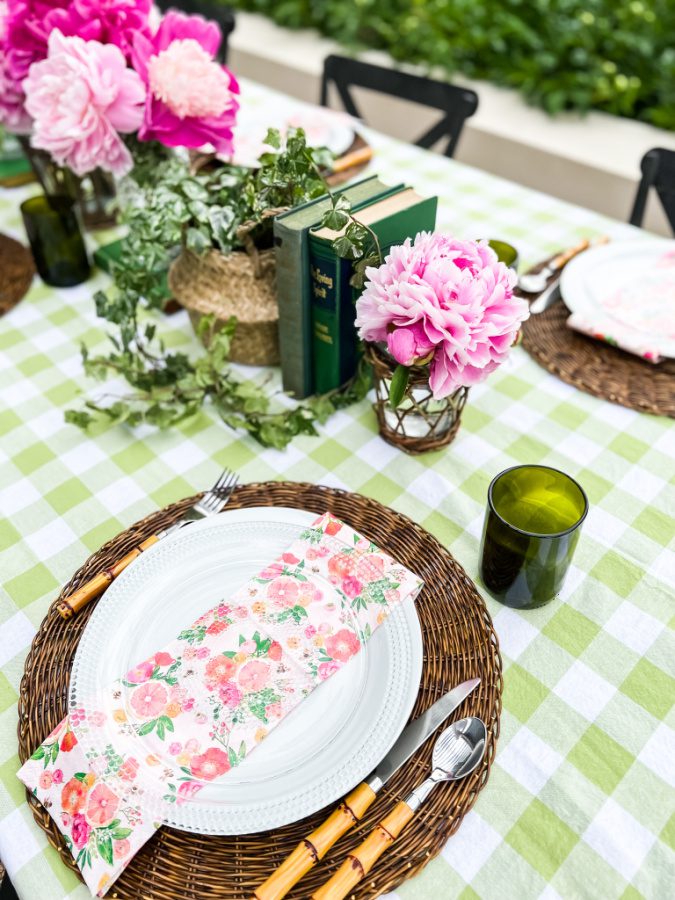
[
  {"xmin": 521, "ymin": 297, "xmax": 675, "ymax": 418},
  {"xmin": 0, "ymin": 232, "xmax": 34, "ymax": 316},
  {"xmin": 18, "ymin": 482, "xmax": 502, "ymax": 900}
]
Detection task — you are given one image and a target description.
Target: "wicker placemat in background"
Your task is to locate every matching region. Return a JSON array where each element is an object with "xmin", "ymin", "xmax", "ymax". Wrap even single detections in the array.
[
  {"xmin": 0, "ymin": 233, "xmax": 34, "ymax": 316},
  {"xmin": 521, "ymin": 298, "xmax": 675, "ymax": 418},
  {"xmin": 17, "ymin": 483, "xmax": 502, "ymax": 900}
]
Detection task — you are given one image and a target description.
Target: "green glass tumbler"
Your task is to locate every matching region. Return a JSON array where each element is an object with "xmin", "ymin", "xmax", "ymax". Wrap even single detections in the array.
[
  {"xmin": 21, "ymin": 194, "xmax": 90, "ymax": 287},
  {"xmin": 479, "ymin": 465, "xmax": 588, "ymax": 609}
]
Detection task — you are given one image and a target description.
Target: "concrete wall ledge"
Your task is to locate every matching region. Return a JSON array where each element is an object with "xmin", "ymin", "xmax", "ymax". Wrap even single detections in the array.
[{"xmin": 229, "ymin": 12, "xmax": 675, "ymax": 235}]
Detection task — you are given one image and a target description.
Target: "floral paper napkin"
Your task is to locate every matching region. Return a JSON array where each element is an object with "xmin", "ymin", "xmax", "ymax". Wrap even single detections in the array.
[
  {"xmin": 18, "ymin": 513, "xmax": 423, "ymax": 897},
  {"xmin": 566, "ymin": 252, "xmax": 675, "ymax": 363}
]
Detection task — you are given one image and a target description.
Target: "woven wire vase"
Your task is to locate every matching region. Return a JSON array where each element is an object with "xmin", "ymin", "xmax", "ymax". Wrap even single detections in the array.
[{"xmin": 366, "ymin": 343, "xmax": 469, "ymax": 454}]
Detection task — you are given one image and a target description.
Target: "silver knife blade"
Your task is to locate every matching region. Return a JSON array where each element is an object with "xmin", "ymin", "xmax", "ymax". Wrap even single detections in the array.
[
  {"xmin": 366, "ymin": 677, "xmax": 480, "ymax": 791},
  {"xmin": 530, "ymin": 279, "xmax": 561, "ymax": 314}
]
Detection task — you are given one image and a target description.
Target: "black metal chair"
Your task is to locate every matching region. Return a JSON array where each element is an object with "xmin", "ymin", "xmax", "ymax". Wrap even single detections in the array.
[
  {"xmin": 320, "ymin": 55, "xmax": 478, "ymax": 158},
  {"xmin": 629, "ymin": 148, "xmax": 675, "ymax": 235},
  {"xmin": 154, "ymin": 2, "xmax": 235, "ymax": 64},
  {"xmin": 0, "ymin": 874, "xmax": 19, "ymax": 900}
]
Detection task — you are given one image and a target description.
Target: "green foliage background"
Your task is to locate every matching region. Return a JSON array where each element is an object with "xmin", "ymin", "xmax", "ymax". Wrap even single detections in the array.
[{"xmin": 227, "ymin": 0, "xmax": 675, "ymax": 129}]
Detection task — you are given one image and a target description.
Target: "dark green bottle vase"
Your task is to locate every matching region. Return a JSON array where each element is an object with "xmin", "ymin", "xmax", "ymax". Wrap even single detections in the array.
[
  {"xmin": 21, "ymin": 194, "xmax": 90, "ymax": 288},
  {"xmin": 479, "ymin": 464, "xmax": 588, "ymax": 609}
]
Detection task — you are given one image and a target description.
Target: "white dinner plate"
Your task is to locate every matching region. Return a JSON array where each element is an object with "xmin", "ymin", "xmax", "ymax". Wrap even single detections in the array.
[
  {"xmin": 69, "ymin": 507, "xmax": 423, "ymax": 834},
  {"xmin": 560, "ymin": 239, "xmax": 675, "ymax": 358},
  {"xmin": 232, "ymin": 104, "xmax": 355, "ymax": 168}
]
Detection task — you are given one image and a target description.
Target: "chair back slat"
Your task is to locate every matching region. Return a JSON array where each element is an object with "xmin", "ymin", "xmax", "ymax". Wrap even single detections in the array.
[
  {"xmin": 629, "ymin": 148, "xmax": 675, "ymax": 235},
  {"xmin": 321, "ymin": 55, "xmax": 478, "ymax": 158}
]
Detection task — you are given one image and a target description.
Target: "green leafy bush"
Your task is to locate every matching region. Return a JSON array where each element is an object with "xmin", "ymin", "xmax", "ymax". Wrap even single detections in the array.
[{"xmin": 228, "ymin": 0, "xmax": 675, "ymax": 129}]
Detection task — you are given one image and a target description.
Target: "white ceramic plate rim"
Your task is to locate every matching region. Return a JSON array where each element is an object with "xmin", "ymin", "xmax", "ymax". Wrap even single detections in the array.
[
  {"xmin": 70, "ymin": 507, "xmax": 423, "ymax": 834},
  {"xmin": 560, "ymin": 238, "xmax": 675, "ymax": 356}
]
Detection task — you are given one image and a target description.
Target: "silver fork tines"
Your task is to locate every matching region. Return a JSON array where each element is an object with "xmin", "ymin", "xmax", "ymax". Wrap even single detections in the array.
[
  {"xmin": 195, "ymin": 468, "xmax": 239, "ymax": 515},
  {"xmin": 159, "ymin": 468, "xmax": 239, "ymax": 538}
]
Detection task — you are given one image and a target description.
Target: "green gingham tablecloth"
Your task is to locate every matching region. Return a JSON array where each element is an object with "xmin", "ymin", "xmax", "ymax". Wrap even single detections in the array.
[{"xmin": 0, "ymin": 79, "xmax": 673, "ymax": 900}]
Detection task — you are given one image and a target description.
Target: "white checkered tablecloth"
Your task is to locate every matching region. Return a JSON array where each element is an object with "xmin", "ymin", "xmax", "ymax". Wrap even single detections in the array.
[{"xmin": 0, "ymin": 80, "xmax": 673, "ymax": 900}]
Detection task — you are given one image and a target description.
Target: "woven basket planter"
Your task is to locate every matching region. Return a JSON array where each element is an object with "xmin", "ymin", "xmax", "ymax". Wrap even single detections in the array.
[
  {"xmin": 366, "ymin": 343, "xmax": 468, "ymax": 454},
  {"xmin": 169, "ymin": 245, "xmax": 279, "ymax": 366}
]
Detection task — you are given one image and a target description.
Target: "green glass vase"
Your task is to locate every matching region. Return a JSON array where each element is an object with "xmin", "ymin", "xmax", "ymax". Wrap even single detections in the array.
[
  {"xmin": 479, "ymin": 465, "xmax": 588, "ymax": 609},
  {"xmin": 21, "ymin": 194, "xmax": 90, "ymax": 288}
]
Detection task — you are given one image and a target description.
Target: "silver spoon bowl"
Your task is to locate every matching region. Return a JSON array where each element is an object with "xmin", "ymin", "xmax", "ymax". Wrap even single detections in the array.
[{"xmin": 406, "ymin": 716, "xmax": 487, "ymax": 811}]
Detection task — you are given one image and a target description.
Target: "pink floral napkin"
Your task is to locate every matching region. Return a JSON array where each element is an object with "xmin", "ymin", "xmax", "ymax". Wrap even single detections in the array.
[
  {"xmin": 18, "ymin": 513, "xmax": 423, "ymax": 897},
  {"xmin": 566, "ymin": 251, "xmax": 675, "ymax": 363}
]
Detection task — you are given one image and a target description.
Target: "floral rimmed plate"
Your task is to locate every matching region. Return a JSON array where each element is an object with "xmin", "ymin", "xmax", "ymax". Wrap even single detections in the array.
[
  {"xmin": 69, "ymin": 507, "xmax": 423, "ymax": 834},
  {"xmin": 561, "ymin": 239, "xmax": 675, "ymax": 361}
]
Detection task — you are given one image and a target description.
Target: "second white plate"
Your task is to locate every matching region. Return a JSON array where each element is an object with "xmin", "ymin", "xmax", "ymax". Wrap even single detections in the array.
[{"xmin": 69, "ymin": 507, "xmax": 423, "ymax": 834}]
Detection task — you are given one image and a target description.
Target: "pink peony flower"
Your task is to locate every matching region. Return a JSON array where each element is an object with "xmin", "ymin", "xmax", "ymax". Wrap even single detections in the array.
[
  {"xmin": 130, "ymin": 681, "xmax": 167, "ymax": 718},
  {"xmin": 0, "ymin": 1, "xmax": 29, "ymax": 131},
  {"xmin": 24, "ymin": 30, "xmax": 145, "ymax": 176},
  {"xmin": 125, "ymin": 660, "xmax": 155, "ymax": 683},
  {"xmin": 118, "ymin": 757, "xmax": 139, "ymax": 782},
  {"xmin": 71, "ymin": 812, "xmax": 91, "ymax": 848},
  {"xmin": 205, "ymin": 654, "xmax": 237, "ymax": 685},
  {"xmin": 46, "ymin": 0, "xmax": 152, "ymax": 60},
  {"xmin": 238, "ymin": 660, "xmax": 270, "ymax": 692},
  {"xmin": 177, "ymin": 780, "xmax": 203, "ymax": 804},
  {"xmin": 268, "ymin": 640, "xmax": 282, "ymax": 661},
  {"xmin": 317, "ymin": 660, "xmax": 340, "ymax": 680},
  {"xmin": 189, "ymin": 747, "xmax": 230, "ymax": 781},
  {"xmin": 3, "ymin": 1, "xmax": 69, "ymax": 85},
  {"xmin": 113, "ymin": 837, "xmax": 131, "ymax": 859},
  {"xmin": 131, "ymin": 11, "xmax": 238, "ymax": 154},
  {"xmin": 52, "ymin": 769, "xmax": 63, "ymax": 784},
  {"xmin": 85, "ymin": 783, "xmax": 119, "ymax": 827},
  {"xmin": 258, "ymin": 562, "xmax": 284, "ymax": 580},
  {"xmin": 154, "ymin": 651, "xmax": 174, "ymax": 666},
  {"xmin": 267, "ymin": 576, "xmax": 299, "ymax": 608},
  {"xmin": 355, "ymin": 233, "xmax": 529, "ymax": 398},
  {"xmin": 341, "ymin": 576, "xmax": 363, "ymax": 599},
  {"xmin": 325, "ymin": 629, "xmax": 361, "ymax": 663},
  {"xmin": 218, "ymin": 681, "xmax": 242, "ymax": 707}
]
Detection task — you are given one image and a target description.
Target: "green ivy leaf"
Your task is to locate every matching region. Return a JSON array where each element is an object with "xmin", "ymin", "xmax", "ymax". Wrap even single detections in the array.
[
  {"xmin": 389, "ymin": 364, "xmax": 410, "ymax": 408},
  {"xmin": 96, "ymin": 831, "xmax": 114, "ymax": 866}
]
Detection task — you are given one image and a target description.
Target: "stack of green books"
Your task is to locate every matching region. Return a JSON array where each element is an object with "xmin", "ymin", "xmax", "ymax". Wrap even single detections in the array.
[{"xmin": 274, "ymin": 178, "xmax": 437, "ymax": 398}]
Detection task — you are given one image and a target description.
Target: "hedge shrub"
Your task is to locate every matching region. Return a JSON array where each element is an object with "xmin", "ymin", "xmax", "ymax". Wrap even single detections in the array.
[{"xmin": 228, "ymin": 0, "xmax": 675, "ymax": 129}]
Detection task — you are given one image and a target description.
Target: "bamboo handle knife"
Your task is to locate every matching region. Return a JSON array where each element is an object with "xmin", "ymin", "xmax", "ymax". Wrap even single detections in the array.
[{"xmin": 311, "ymin": 801, "xmax": 415, "ymax": 900}]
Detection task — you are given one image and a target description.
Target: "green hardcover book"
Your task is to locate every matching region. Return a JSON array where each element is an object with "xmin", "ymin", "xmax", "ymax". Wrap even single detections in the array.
[
  {"xmin": 309, "ymin": 187, "xmax": 438, "ymax": 394},
  {"xmin": 274, "ymin": 176, "xmax": 405, "ymax": 399},
  {"xmin": 93, "ymin": 239, "xmax": 124, "ymax": 273}
]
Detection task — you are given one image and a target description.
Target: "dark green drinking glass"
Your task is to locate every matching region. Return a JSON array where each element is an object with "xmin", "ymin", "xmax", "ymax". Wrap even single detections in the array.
[
  {"xmin": 21, "ymin": 194, "xmax": 90, "ymax": 287},
  {"xmin": 479, "ymin": 465, "xmax": 588, "ymax": 609}
]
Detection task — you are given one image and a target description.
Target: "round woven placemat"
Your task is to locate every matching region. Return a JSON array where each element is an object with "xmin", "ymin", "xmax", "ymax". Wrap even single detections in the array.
[
  {"xmin": 18, "ymin": 482, "xmax": 502, "ymax": 900},
  {"xmin": 0, "ymin": 232, "xmax": 34, "ymax": 315},
  {"xmin": 521, "ymin": 297, "xmax": 675, "ymax": 418}
]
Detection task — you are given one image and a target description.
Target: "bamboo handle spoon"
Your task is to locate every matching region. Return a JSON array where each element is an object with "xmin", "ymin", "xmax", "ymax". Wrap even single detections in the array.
[
  {"xmin": 252, "ymin": 679, "xmax": 480, "ymax": 900},
  {"xmin": 311, "ymin": 717, "xmax": 487, "ymax": 900},
  {"xmin": 518, "ymin": 238, "xmax": 590, "ymax": 294}
]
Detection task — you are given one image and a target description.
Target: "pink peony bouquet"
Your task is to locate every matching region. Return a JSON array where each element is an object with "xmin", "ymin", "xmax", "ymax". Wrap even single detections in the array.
[
  {"xmin": 0, "ymin": 1, "xmax": 239, "ymax": 177},
  {"xmin": 355, "ymin": 232, "xmax": 529, "ymax": 401}
]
